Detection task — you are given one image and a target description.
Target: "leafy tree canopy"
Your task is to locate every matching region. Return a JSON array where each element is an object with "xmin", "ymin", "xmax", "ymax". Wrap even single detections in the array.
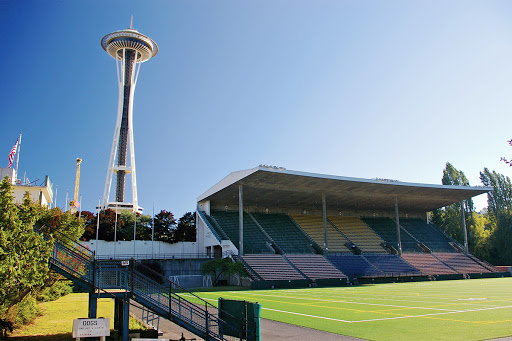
[{"xmin": 201, "ymin": 257, "xmax": 246, "ymax": 286}]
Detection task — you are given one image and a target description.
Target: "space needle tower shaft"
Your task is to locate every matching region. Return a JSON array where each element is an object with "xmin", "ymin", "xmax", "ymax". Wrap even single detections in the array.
[{"xmin": 101, "ymin": 22, "xmax": 157, "ymax": 213}]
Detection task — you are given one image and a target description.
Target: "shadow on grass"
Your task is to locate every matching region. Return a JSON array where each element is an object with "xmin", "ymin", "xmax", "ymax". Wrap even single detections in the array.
[
  {"xmin": 9, "ymin": 333, "xmax": 73, "ymax": 341},
  {"xmin": 9, "ymin": 335, "xmax": 121, "ymax": 341}
]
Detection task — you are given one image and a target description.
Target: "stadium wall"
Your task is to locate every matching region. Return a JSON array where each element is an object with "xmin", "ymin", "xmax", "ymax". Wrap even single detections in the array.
[{"xmin": 81, "ymin": 240, "xmax": 199, "ymax": 258}]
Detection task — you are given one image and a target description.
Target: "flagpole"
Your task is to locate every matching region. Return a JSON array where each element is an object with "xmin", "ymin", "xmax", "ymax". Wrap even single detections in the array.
[
  {"xmin": 65, "ymin": 190, "xmax": 68, "ymax": 212},
  {"xmin": 133, "ymin": 211, "xmax": 137, "ymax": 257},
  {"xmin": 96, "ymin": 197, "xmax": 100, "ymax": 257},
  {"xmin": 78, "ymin": 195, "xmax": 82, "ymax": 219},
  {"xmin": 152, "ymin": 202, "xmax": 155, "ymax": 258},
  {"xmin": 15, "ymin": 133, "xmax": 21, "ymax": 178},
  {"xmin": 114, "ymin": 204, "xmax": 118, "ymax": 259},
  {"xmin": 53, "ymin": 185, "xmax": 58, "ymax": 209}
]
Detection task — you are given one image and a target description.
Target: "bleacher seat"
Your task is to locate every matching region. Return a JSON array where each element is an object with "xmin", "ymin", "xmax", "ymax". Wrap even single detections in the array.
[
  {"xmin": 401, "ymin": 253, "xmax": 457, "ymax": 275},
  {"xmin": 242, "ymin": 254, "xmax": 305, "ymax": 281},
  {"xmin": 400, "ymin": 219, "xmax": 455, "ymax": 252},
  {"xmin": 202, "ymin": 213, "xmax": 228, "ymax": 240},
  {"xmin": 285, "ymin": 254, "xmax": 347, "ymax": 280},
  {"xmin": 364, "ymin": 254, "xmax": 419, "ymax": 275},
  {"xmin": 290, "ymin": 215, "xmax": 349, "ymax": 252},
  {"xmin": 329, "ymin": 216, "xmax": 387, "ymax": 253},
  {"xmin": 328, "ymin": 253, "xmax": 383, "ymax": 277},
  {"xmin": 210, "ymin": 211, "xmax": 273, "ymax": 254},
  {"xmin": 251, "ymin": 213, "xmax": 316, "ymax": 254},
  {"xmin": 362, "ymin": 217, "xmax": 419, "ymax": 252},
  {"xmin": 433, "ymin": 253, "xmax": 491, "ymax": 274}
]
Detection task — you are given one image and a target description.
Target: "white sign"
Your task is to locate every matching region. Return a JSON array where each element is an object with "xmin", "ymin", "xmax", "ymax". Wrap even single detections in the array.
[
  {"xmin": 72, "ymin": 318, "xmax": 110, "ymax": 338},
  {"xmin": 121, "ymin": 260, "xmax": 130, "ymax": 266}
]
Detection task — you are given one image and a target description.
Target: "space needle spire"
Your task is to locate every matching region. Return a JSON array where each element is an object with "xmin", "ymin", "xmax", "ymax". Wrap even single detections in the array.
[{"xmin": 100, "ymin": 21, "xmax": 158, "ymax": 213}]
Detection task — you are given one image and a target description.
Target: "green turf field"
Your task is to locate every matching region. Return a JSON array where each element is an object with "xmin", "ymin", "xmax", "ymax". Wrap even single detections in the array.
[{"xmin": 183, "ymin": 277, "xmax": 512, "ymax": 341}]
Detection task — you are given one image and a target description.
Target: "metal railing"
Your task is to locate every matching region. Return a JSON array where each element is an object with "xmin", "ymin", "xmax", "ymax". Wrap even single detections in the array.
[
  {"xmin": 94, "ymin": 252, "xmax": 215, "ymax": 260},
  {"xmin": 42, "ymin": 227, "xmax": 254, "ymax": 341}
]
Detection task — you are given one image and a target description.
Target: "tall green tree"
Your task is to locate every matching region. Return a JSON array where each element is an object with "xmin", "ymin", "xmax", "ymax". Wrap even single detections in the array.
[
  {"xmin": 153, "ymin": 210, "xmax": 176, "ymax": 242},
  {"xmin": 432, "ymin": 163, "xmax": 474, "ymax": 245},
  {"xmin": 118, "ymin": 211, "xmax": 152, "ymax": 241},
  {"xmin": 479, "ymin": 168, "xmax": 512, "ymax": 217},
  {"xmin": 175, "ymin": 212, "xmax": 196, "ymax": 242},
  {"xmin": 95, "ymin": 209, "xmax": 119, "ymax": 241},
  {"xmin": 0, "ymin": 177, "xmax": 52, "ymax": 327},
  {"xmin": 479, "ymin": 168, "xmax": 512, "ymax": 265}
]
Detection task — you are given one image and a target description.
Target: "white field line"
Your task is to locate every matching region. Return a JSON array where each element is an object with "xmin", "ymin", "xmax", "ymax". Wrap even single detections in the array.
[
  {"xmin": 244, "ymin": 293, "xmax": 457, "ymax": 311},
  {"xmin": 180, "ymin": 294, "xmax": 512, "ymax": 323},
  {"xmin": 264, "ymin": 304, "xmax": 512, "ymax": 323},
  {"xmin": 238, "ymin": 291, "xmax": 503, "ymax": 308},
  {"xmin": 229, "ymin": 291, "xmax": 497, "ymax": 310}
]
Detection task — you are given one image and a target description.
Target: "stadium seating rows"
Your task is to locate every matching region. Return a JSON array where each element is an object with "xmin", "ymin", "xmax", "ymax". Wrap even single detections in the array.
[
  {"xmin": 286, "ymin": 254, "xmax": 347, "ymax": 280},
  {"xmin": 210, "ymin": 211, "xmax": 273, "ymax": 254},
  {"xmin": 328, "ymin": 253, "xmax": 383, "ymax": 277},
  {"xmin": 203, "ymin": 211, "xmax": 500, "ymax": 281},
  {"xmin": 400, "ymin": 219, "xmax": 455, "ymax": 252},
  {"xmin": 433, "ymin": 253, "xmax": 490, "ymax": 274},
  {"xmin": 401, "ymin": 253, "xmax": 457, "ymax": 275},
  {"xmin": 251, "ymin": 213, "xmax": 316, "ymax": 254},
  {"xmin": 362, "ymin": 217, "xmax": 419, "ymax": 252},
  {"xmin": 328, "ymin": 216, "xmax": 387, "ymax": 253},
  {"xmin": 242, "ymin": 254, "xmax": 305, "ymax": 281},
  {"xmin": 363, "ymin": 254, "xmax": 419, "ymax": 275},
  {"xmin": 290, "ymin": 215, "xmax": 349, "ymax": 253}
]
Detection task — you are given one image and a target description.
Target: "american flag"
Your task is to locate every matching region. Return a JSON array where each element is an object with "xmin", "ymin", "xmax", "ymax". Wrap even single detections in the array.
[{"xmin": 7, "ymin": 139, "xmax": 18, "ymax": 168}]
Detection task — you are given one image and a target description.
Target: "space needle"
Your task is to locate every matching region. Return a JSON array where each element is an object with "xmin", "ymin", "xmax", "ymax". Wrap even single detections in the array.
[{"xmin": 100, "ymin": 21, "xmax": 158, "ymax": 213}]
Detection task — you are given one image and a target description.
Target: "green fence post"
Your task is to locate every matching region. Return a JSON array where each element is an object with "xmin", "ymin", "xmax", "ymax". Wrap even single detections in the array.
[{"xmin": 205, "ymin": 304, "xmax": 209, "ymax": 340}]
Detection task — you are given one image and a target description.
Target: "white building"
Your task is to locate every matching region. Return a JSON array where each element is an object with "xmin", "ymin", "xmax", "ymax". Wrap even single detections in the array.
[{"xmin": 0, "ymin": 167, "xmax": 54, "ymax": 206}]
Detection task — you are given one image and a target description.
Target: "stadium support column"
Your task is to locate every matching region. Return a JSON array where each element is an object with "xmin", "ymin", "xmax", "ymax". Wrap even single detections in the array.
[
  {"xmin": 461, "ymin": 201, "xmax": 468, "ymax": 253},
  {"xmin": 394, "ymin": 198, "xmax": 403, "ymax": 255},
  {"xmin": 239, "ymin": 184, "xmax": 244, "ymax": 256},
  {"xmin": 322, "ymin": 192, "xmax": 328, "ymax": 255}
]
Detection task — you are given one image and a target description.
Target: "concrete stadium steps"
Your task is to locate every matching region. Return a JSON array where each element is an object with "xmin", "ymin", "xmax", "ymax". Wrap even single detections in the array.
[
  {"xmin": 209, "ymin": 211, "xmax": 273, "ymax": 254},
  {"xmin": 328, "ymin": 253, "xmax": 383, "ymax": 277},
  {"xmin": 401, "ymin": 253, "xmax": 457, "ymax": 275},
  {"xmin": 242, "ymin": 254, "xmax": 305, "ymax": 281},
  {"xmin": 400, "ymin": 219, "xmax": 455, "ymax": 252},
  {"xmin": 285, "ymin": 254, "xmax": 347, "ymax": 280},
  {"xmin": 362, "ymin": 217, "xmax": 419, "ymax": 252},
  {"xmin": 290, "ymin": 215, "xmax": 349, "ymax": 253},
  {"xmin": 251, "ymin": 213, "xmax": 316, "ymax": 254},
  {"xmin": 364, "ymin": 254, "xmax": 419, "ymax": 275},
  {"xmin": 328, "ymin": 216, "xmax": 387, "ymax": 253},
  {"xmin": 433, "ymin": 252, "xmax": 491, "ymax": 274}
]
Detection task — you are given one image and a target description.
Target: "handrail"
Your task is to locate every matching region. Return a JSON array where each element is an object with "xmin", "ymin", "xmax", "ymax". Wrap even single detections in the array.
[
  {"xmin": 36, "ymin": 223, "xmax": 94, "ymax": 259},
  {"xmin": 197, "ymin": 209, "xmax": 224, "ymax": 242},
  {"xmin": 94, "ymin": 253, "xmax": 215, "ymax": 260},
  {"xmin": 40, "ymin": 226, "xmax": 255, "ymax": 340}
]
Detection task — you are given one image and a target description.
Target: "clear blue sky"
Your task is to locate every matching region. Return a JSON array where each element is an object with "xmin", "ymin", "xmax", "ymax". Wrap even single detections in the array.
[{"xmin": 1, "ymin": 1, "xmax": 511, "ymax": 216}]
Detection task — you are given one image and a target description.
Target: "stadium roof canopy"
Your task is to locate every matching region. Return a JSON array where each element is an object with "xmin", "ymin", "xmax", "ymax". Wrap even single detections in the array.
[{"xmin": 197, "ymin": 166, "xmax": 492, "ymax": 213}]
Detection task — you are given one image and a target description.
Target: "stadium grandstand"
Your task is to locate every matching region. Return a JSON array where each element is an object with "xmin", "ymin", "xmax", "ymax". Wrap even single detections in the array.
[{"xmin": 196, "ymin": 165, "xmax": 506, "ymax": 288}]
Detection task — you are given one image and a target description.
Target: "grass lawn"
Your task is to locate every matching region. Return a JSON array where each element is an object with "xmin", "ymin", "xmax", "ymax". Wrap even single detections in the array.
[
  {"xmin": 185, "ymin": 277, "xmax": 512, "ymax": 341},
  {"xmin": 10, "ymin": 293, "xmax": 143, "ymax": 341}
]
